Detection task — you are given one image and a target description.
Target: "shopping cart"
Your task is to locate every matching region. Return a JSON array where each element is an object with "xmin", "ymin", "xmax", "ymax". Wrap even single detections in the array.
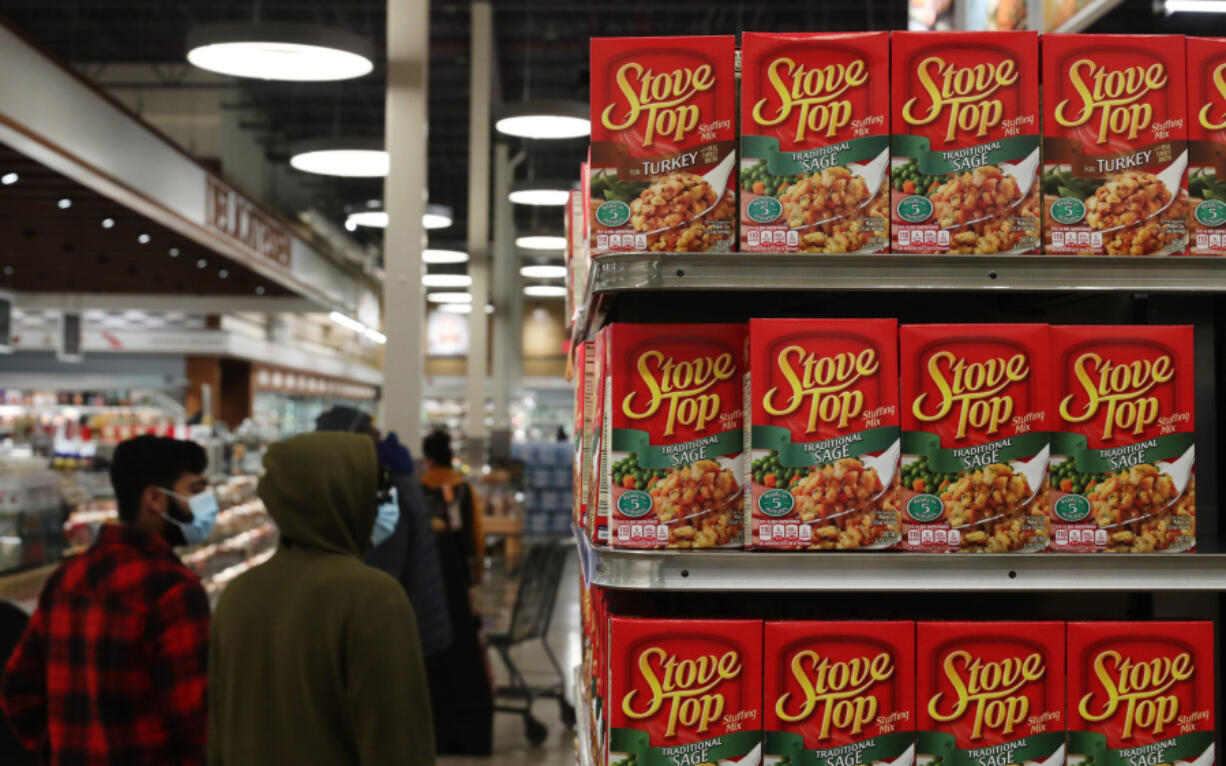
[{"xmin": 488, "ymin": 540, "xmax": 576, "ymax": 745}]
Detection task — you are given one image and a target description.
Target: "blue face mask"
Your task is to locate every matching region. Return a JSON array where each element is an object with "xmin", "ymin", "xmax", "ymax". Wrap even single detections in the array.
[
  {"xmin": 159, "ymin": 488, "xmax": 219, "ymax": 545},
  {"xmin": 372, "ymin": 488, "xmax": 400, "ymax": 547}
]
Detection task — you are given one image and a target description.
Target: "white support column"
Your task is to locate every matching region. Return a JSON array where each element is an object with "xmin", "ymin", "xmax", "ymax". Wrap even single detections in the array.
[
  {"xmin": 382, "ymin": 0, "xmax": 429, "ymax": 442},
  {"xmin": 465, "ymin": 0, "xmax": 493, "ymax": 465},
  {"xmin": 491, "ymin": 143, "xmax": 517, "ymax": 433}
]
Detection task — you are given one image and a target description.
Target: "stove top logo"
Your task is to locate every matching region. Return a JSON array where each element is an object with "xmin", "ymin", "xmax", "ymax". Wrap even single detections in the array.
[{"xmin": 601, "ymin": 62, "xmax": 715, "ymax": 147}]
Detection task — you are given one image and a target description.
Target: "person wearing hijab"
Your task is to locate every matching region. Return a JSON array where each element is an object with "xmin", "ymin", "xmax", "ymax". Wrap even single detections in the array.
[{"xmin": 207, "ymin": 432, "xmax": 434, "ymax": 765}]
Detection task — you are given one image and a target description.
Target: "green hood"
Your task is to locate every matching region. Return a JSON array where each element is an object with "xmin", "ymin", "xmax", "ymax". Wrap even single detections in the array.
[{"xmin": 258, "ymin": 431, "xmax": 377, "ymax": 556}]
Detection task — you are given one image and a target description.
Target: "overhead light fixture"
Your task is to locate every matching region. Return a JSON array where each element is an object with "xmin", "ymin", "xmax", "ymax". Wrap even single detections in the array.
[
  {"xmin": 137, "ymin": 233, "xmax": 151, "ymax": 244},
  {"xmin": 363, "ymin": 327, "xmax": 387, "ymax": 344},
  {"xmin": 185, "ymin": 22, "xmax": 375, "ymax": 81},
  {"xmin": 255, "ymin": 286, "xmax": 266, "ymax": 295},
  {"xmin": 516, "ymin": 234, "xmax": 566, "ymax": 250},
  {"xmin": 196, "ymin": 258, "xmax": 208, "ymax": 269},
  {"xmin": 422, "ymin": 273, "xmax": 472, "ymax": 288},
  {"xmin": 1165, "ymin": 0, "xmax": 1226, "ymax": 10},
  {"xmin": 290, "ymin": 139, "xmax": 388, "ymax": 177},
  {"xmin": 57, "ymin": 198, "xmax": 72, "ymax": 209},
  {"xmin": 347, "ymin": 210, "xmax": 389, "ymax": 229},
  {"xmin": 424, "ymin": 203, "xmax": 454, "ymax": 229},
  {"xmin": 437, "ymin": 303, "xmax": 472, "ymax": 314},
  {"xmin": 495, "ymin": 100, "xmax": 590, "ymax": 139},
  {"xmin": 524, "ymin": 284, "xmax": 567, "ymax": 297},
  {"xmin": 509, "ymin": 181, "xmax": 572, "ymax": 206},
  {"xmin": 101, "ymin": 218, "xmax": 115, "ymax": 229},
  {"xmin": 423, "ymin": 248, "xmax": 469, "ymax": 264},
  {"xmin": 427, "ymin": 292, "xmax": 472, "ymax": 304},
  {"xmin": 218, "ymin": 269, "xmax": 230, "ymax": 279},
  {"xmin": 1, "ymin": 173, "xmax": 17, "ymax": 185},
  {"xmin": 329, "ymin": 311, "xmax": 365, "ymax": 332},
  {"xmin": 169, "ymin": 247, "xmax": 180, "ymax": 257},
  {"xmin": 520, "ymin": 264, "xmax": 567, "ymax": 279}
]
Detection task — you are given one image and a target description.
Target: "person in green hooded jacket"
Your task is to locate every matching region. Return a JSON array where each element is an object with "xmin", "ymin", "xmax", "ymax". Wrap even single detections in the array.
[{"xmin": 207, "ymin": 432, "xmax": 435, "ymax": 766}]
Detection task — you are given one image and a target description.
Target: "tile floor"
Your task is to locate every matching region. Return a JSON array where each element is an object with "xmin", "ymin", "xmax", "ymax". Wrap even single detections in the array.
[{"xmin": 438, "ymin": 548, "xmax": 581, "ymax": 766}]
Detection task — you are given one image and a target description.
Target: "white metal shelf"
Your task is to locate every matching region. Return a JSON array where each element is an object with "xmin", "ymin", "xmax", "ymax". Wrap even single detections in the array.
[
  {"xmin": 570, "ymin": 252, "xmax": 1226, "ymax": 346},
  {"xmin": 574, "ymin": 526, "xmax": 1226, "ymax": 592}
]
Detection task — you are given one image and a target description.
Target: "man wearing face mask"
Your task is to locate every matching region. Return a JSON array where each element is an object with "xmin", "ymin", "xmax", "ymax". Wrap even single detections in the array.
[
  {"xmin": 208, "ymin": 431, "xmax": 434, "ymax": 765},
  {"xmin": 1, "ymin": 435, "xmax": 212, "ymax": 765}
]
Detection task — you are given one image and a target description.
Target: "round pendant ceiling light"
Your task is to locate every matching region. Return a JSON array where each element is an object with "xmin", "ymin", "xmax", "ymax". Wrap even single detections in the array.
[
  {"xmin": 421, "ymin": 273, "xmax": 472, "ymax": 288},
  {"xmin": 523, "ymin": 284, "xmax": 567, "ymax": 297},
  {"xmin": 495, "ymin": 100, "xmax": 590, "ymax": 140},
  {"xmin": 516, "ymin": 234, "xmax": 567, "ymax": 250},
  {"xmin": 427, "ymin": 292, "xmax": 472, "ymax": 304},
  {"xmin": 509, "ymin": 181, "xmax": 572, "ymax": 207},
  {"xmin": 520, "ymin": 264, "xmax": 567, "ymax": 279},
  {"xmin": 290, "ymin": 139, "xmax": 388, "ymax": 177},
  {"xmin": 186, "ymin": 23, "xmax": 375, "ymax": 81},
  {"xmin": 345, "ymin": 203, "xmax": 453, "ymax": 230},
  {"xmin": 423, "ymin": 249, "xmax": 469, "ymax": 264}
]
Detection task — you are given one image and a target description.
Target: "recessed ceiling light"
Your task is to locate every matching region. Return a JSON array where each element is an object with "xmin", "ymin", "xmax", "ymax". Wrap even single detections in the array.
[
  {"xmin": 1, "ymin": 173, "xmax": 17, "ymax": 185},
  {"xmin": 422, "ymin": 273, "xmax": 472, "ymax": 288},
  {"xmin": 218, "ymin": 269, "xmax": 229, "ymax": 279},
  {"xmin": 344, "ymin": 219, "xmax": 358, "ymax": 232},
  {"xmin": 57, "ymin": 198, "xmax": 72, "ymax": 209},
  {"xmin": 524, "ymin": 284, "xmax": 567, "ymax": 297},
  {"xmin": 255, "ymin": 286, "xmax": 266, "ymax": 295},
  {"xmin": 185, "ymin": 22, "xmax": 375, "ymax": 82},
  {"xmin": 516, "ymin": 234, "xmax": 566, "ymax": 250},
  {"xmin": 169, "ymin": 247, "xmax": 180, "ymax": 257},
  {"xmin": 423, "ymin": 249, "xmax": 469, "ymax": 264},
  {"xmin": 520, "ymin": 264, "xmax": 567, "ymax": 279},
  {"xmin": 101, "ymin": 218, "xmax": 115, "ymax": 229},
  {"xmin": 137, "ymin": 233, "xmax": 151, "ymax": 244},
  {"xmin": 495, "ymin": 100, "xmax": 590, "ymax": 139},
  {"xmin": 427, "ymin": 292, "xmax": 472, "ymax": 304},
  {"xmin": 196, "ymin": 258, "xmax": 208, "ymax": 269},
  {"xmin": 2, "ymin": 266, "xmax": 13, "ymax": 276},
  {"xmin": 290, "ymin": 140, "xmax": 388, "ymax": 177},
  {"xmin": 509, "ymin": 182, "xmax": 571, "ymax": 206}
]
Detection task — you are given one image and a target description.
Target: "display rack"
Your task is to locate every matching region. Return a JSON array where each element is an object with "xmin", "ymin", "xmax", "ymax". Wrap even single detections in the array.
[
  {"xmin": 570, "ymin": 253, "xmax": 1226, "ymax": 349},
  {"xmin": 573, "ymin": 526, "xmax": 1226, "ymax": 592}
]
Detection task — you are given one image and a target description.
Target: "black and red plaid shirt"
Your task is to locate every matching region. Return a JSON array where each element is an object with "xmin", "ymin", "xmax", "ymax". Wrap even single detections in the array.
[{"xmin": 1, "ymin": 524, "xmax": 209, "ymax": 765}]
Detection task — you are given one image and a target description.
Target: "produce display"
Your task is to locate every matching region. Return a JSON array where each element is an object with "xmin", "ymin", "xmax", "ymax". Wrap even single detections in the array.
[
  {"xmin": 589, "ymin": 36, "xmax": 736, "ymax": 254},
  {"xmin": 917, "ymin": 622, "xmax": 1065, "ymax": 766},
  {"xmin": 740, "ymin": 32, "xmax": 890, "ymax": 254},
  {"xmin": 891, "ymin": 31, "xmax": 1041, "ymax": 254},
  {"xmin": 765, "ymin": 621, "xmax": 914, "ymax": 766},
  {"xmin": 1050, "ymin": 325, "xmax": 1196, "ymax": 553},
  {"xmin": 605, "ymin": 324, "xmax": 744, "ymax": 549},
  {"xmin": 745, "ymin": 319, "xmax": 901, "ymax": 550},
  {"xmin": 1188, "ymin": 37, "xmax": 1226, "ymax": 256},
  {"xmin": 900, "ymin": 324, "xmax": 1052, "ymax": 553},
  {"xmin": 1043, "ymin": 35, "xmax": 1189, "ymax": 255},
  {"xmin": 1067, "ymin": 622, "xmax": 1215, "ymax": 766}
]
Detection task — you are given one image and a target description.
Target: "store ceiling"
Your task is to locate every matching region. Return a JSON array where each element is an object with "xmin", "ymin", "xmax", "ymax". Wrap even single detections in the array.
[
  {"xmin": 0, "ymin": 0, "xmax": 1210, "ymax": 258},
  {"xmin": 0, "ymin": 143, "xmax": 290, "ymax": 296}
]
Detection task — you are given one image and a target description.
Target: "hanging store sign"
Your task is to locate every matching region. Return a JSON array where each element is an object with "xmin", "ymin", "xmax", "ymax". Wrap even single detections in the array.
[
  {"xmin": 426, "ymin": 310, "xmax": 469, "ymax": 358},
  {"xmin": 205, "ymin": 177, "xmax": 292, "ymax": 269}
]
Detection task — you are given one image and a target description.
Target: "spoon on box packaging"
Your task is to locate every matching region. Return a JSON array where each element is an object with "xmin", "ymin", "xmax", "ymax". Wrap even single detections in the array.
[
  {"xmin": 793, "ymin": 146, "xmax": 892, "ymax": 229},
  {"xmin": 643, "ymin": 151, "xmax": 737, "ymax": 236},
  {"xmin": 1099, "ymin": 444, "xmax": 1195, "ymax": 530},
  {"xmin": 952, "ymin": 445, "xmax": 1049, "ymax": 531},
  {"xmin": 1095, "ymin": 150, "xmax": 1188, "ymax": 234},
  {"xmin": 938, "ymin": 147, "xmax": 1041, "ymax": 229}
]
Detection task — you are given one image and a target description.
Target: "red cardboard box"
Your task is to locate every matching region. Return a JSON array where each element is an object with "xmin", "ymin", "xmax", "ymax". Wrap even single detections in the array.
[
  {"xmin": 746, "ymin": 319, "xmax": 901, "ymax": 550},
  {"xmin": 1188, "ymin": 37, "xmax": 1226, "ymax": 255},
  {"xmin": 917, "ymin": 621, "xmax": 1064, "ymax": 766},
  {"xmin": 1051, "ymin": 325, "xmax": 1196, "ymax": 552},
  {"xmin": 765, "ymin": 620, "xmax": 914, "ymax": 766},
  {"xmin": 740, "ymin": 32, "xmax": 890, "ymax": 253}
]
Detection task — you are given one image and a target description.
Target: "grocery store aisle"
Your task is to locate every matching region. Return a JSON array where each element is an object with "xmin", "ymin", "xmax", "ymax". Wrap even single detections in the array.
[{"xmin": 438, "ymin": 546, "xmax": 581, "ymax": 766}]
